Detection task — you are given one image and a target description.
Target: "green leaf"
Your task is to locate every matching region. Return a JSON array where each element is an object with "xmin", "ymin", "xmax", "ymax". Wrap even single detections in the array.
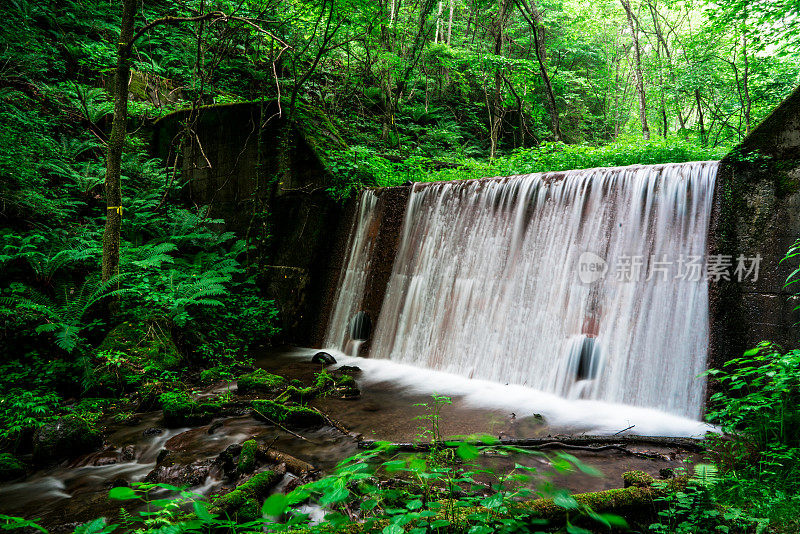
[
  {"xmin": 262, "ymin": 494, "xmax": 289, "ymax": 516},
  {"xmin": 382, "ymin": 524, "xmax": 403, "ymax": 534},
  {"xmin": 108, "ymin": 487, "xmax": 138, "ymax": 500},
  {"xmin": 193, "ymin": 501, "xmax": 213, "ymax": 522},
  {"xmin": 406, "ymin": 499, "xmax": 423, "ymax": 510},
  {"xmin": 456, "ymin": 442, "xmax": 479, "ymax": 460}
]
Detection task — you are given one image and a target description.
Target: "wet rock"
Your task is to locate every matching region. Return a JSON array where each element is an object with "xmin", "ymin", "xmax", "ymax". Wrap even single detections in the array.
[
  {"xmin": 145, "ymin": 451, "xmax": 214, "ymax": 487},
  {"xmin": 105, "ymin": 475, "xmax": 130, "ymax": 488},
  {"xmin": 311, "ymin": 352, "xmax": 336, "ymax": 365},
  {"xmin": 0, "ymin": 453, "xmax": 26, "ymax": 481},
  {"xmin": 336, "ymin": 365, "xmax": 362, "ymax": 376},
  {"xmin": 208, "ymin": 421, "xmax": 224, "ymax": 434},
  {"xmin": 121, "ymin": 445, "xmax": 136, "ymax": 462},
  {"xmin": 143, "ymin": 427, "xmax": 164, "ymax": 436},
  {"xmin": 236, "ymin": 369, "xmax": 287, "ymax": 395},
  {"xmin": 32, "ymin": 415, "xmax": 103, "ymax": 465},
  {"xmin": 659, "ymin": 468, "xmax": 675, "ymax": 479},
  {"xmin": 215, "ymin": 444, "xmax": 242, "ymax": 474}
]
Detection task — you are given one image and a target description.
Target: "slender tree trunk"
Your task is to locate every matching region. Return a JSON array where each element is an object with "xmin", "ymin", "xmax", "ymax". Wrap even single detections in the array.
[
  {"xmin": 516, "ymin": 0, "xmax": 560, "ymax": 141},
  {"xmin": 620, "ymin": 0, "xmax": 649, "ymax": 140},
  {"xmin": 490, "ymin": 0, "xmax": 510, "ymax": 158},
  {"xmin": 695, "ymin": 87, "xmax": 705, "ymax": 145},
  {"xmin": 102, "ymin": 0, "xmax": 136, "ymax": 282},
  {"xmin": 435, "ymin": 0, "xmax": 443, "ymax": 43},
  {"xmin": 742, "ymin": 33, "xmax": 751, "ymax": 135},
  {"xmin": 447, "ymin": 0, "xmax": 454, "ymax": 44}
]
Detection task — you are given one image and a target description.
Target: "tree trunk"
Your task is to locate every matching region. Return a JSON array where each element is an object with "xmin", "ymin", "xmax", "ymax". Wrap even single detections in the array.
[
  {"xmin": 489, "ymin": 0, "xmax": 511, "ymax": 158},
  {"xmin": 620, "ymin": 0, "xmax": 649, "ymax": 140},
  {"xmin": 447, "ymin": 0, "xmax": 454, "ymax": 44},
  {"xmin": 742, "ymin": 33, "xmax": 751, "ymax": 135},
  {"xmin": 102, "ymin": 0, "xmax": 137, "ymax": 282},
  {"xmin": 695, "ymin": 88, "xmax": 705, "ymax": 146},
  {"xmin": 526, "ymin": 1, "xmax": 560, "ymax": 141}
]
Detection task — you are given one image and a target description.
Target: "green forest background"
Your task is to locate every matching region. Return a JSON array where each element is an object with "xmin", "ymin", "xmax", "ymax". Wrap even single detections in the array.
[{"xmin": 1, "ymin": 0, "xmax": 800, "ymax": 532}]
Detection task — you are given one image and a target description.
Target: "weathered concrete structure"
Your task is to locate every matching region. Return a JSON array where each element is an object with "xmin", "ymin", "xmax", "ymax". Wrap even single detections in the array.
[
  {"xmin": 709, "ymin": 85, "xmax": 800, "ymax": 368},
  {"xmin": 152, "ymin": 101, "xmax": 350, "ymax": 343}
]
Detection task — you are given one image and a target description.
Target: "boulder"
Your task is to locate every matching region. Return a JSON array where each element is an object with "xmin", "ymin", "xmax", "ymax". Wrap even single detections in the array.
[
  {"xmin": 0, "ymin": 453, "xmax": 26, "ymax": 481},
  {"xmin": 32, "ymin": 415, "xmax": 102, "ymax": 465},
  {"xmin": 311, "ymin": 351, "xmax": 336, "ymax": 365},
  {"xmin": 145, "ymin": 451, "xmax": 214, "ymax": 487}
]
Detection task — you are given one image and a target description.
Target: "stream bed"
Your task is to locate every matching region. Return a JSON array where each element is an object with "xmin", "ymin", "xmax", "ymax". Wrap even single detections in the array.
[{"xmin": 0, "ymin": 347, "xmax": 706, "ymax": 529}]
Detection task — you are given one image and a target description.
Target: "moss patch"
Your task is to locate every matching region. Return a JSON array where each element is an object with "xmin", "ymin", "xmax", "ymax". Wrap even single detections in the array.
[
  {"xmin": 251, "ymin": 400, "xmax": 325, "ymax": 428},
  {"xmin": 209, "ymin": 470, "xmax": 281, "ymax": 517},
  {"xmin": 237, "ymin": 439, "xmax": 257, "ymax": 474},
  {"xmin": 237, "ymin": 369, "xmax": 287, "ymax": 395},
  {"xmin": 159, "ymin": 390, "xmax": 219, "ymax": 427}
]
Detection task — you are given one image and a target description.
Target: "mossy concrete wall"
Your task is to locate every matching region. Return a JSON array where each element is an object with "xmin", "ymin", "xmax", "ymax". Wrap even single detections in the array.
[
  {"xmin": 152, "ymin": 101, "xmax": 347, "ymax": 343},
  {"xmin": 709, "ymin": 85, "xmax": 800, "ymax": 369}
]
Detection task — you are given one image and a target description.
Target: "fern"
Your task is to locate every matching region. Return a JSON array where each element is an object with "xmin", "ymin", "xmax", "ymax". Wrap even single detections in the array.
[{"xmin": 3, "ymin": 275, "xmax": 129, "ymax": 352}]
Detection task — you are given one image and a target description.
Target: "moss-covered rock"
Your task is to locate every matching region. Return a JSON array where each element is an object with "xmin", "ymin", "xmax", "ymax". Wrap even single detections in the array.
[
  {"xmin": 622, "ymin": 470, "xmax": 655, "ymax": 488},
  {"xmin": 276, "ymin": 385, "xmax": 318, "ymax": 404},
  {"xmin": 159, "ymin": 390, "xmax": 219, "ymax": 427},
  {"xmin": 32, "ymin": 415, "xmax": 103, "ymax": 465},
  {"xmin": 237, "ymin": 439, "xmax": 257, "ymax": 474},
  {"xmin": 87, "ymin": 322, "xmax": 181, "ymax": 395},
  {"xmin": 0, "ymin": 453, "xmax": 26, "ymax": 481},
  {"xmin": 251, "ymin": 400, "xmax": 325, "ymax": 428},
  {"xmin": 335, "ymin": 374, "xmax": 360, "ymax": 398},
  {"xmin": 209, "ymin": 470, "xmax": 282, "ymax": 516},
  {"xmin": 99, "ymin": 322, "xmax": 181, "ymax": 370},
  {"xmin": 237, "ymin": 369, "xmax": 287, "ymax": 395}
]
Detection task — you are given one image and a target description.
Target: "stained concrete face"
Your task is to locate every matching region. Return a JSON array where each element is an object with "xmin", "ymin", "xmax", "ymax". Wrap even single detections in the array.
[
  {"xmin": 709, "ymin": 85, "xmax": 800, "ymax": 369},
  {"xmin": 151, "ymin": 102, "xmax": 347, "ymax": 344}
]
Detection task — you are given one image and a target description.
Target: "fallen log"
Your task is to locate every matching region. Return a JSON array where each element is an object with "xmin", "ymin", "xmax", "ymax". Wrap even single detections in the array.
[
  {"xmin": 357, "ymin": 435, "xmax": 707, "ymax": 453},
  {"xmin": 256, "ymin": 444, "xmax": 316, "ymax": 475}
]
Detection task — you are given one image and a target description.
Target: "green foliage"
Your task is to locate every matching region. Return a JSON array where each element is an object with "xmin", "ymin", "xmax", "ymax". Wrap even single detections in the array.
[
  {"xmin": 0, "ymin": 390, "xmax": 61, "ymax": 447},
  {"xmin": 706, "ymin": 342, "xmax": 800, "ymax": 479}
]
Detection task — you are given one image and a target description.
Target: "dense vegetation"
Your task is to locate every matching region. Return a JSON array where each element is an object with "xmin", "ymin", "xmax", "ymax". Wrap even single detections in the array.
[{"xmin": 1, "ymin": 0, "xmax": 800, "ymax": 532}]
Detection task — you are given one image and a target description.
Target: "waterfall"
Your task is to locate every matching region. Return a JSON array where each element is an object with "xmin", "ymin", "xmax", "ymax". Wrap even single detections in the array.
[
  {"xmin": 326, "ymin": 162, "xmax": 718, "ymax": 419},
  {"xmin": 324, "ymin": 190, "xmax": 379, "ymax": 355}
]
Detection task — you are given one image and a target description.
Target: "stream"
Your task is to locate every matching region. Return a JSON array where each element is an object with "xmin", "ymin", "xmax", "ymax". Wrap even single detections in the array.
[{"xmin": 0, "ymin": 347, "xmax": 706, "ymax": 529}]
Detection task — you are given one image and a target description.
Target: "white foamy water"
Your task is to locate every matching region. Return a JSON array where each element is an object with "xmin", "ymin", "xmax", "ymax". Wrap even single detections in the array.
[
  {"xmin": 325, "ymin": 162, "xmax": 718, "ymax": 422},
  {"xmin": 292, "ymin": 348, "xmax": 714, "ymax": 437}
]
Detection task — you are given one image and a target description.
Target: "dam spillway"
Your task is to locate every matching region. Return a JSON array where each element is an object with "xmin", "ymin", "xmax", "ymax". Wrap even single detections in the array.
[{"xmin": 325, "ymin": 162, "xmax": 719, "ymax": 419}]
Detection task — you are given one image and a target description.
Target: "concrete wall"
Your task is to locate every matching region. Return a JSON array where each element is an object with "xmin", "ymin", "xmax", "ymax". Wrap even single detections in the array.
[
  {"xmin": 709, "ymin": 85, "xmax": 800, "ymax": 369},
  {"xmin": 151, "ymin": 101, "xmax": 347, "ymax": 344}
]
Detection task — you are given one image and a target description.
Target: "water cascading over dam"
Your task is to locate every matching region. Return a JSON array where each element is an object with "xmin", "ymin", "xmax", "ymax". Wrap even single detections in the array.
[{"xmin": 325, "ymin": 161, "xmax": 718, "ymax": 419}]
